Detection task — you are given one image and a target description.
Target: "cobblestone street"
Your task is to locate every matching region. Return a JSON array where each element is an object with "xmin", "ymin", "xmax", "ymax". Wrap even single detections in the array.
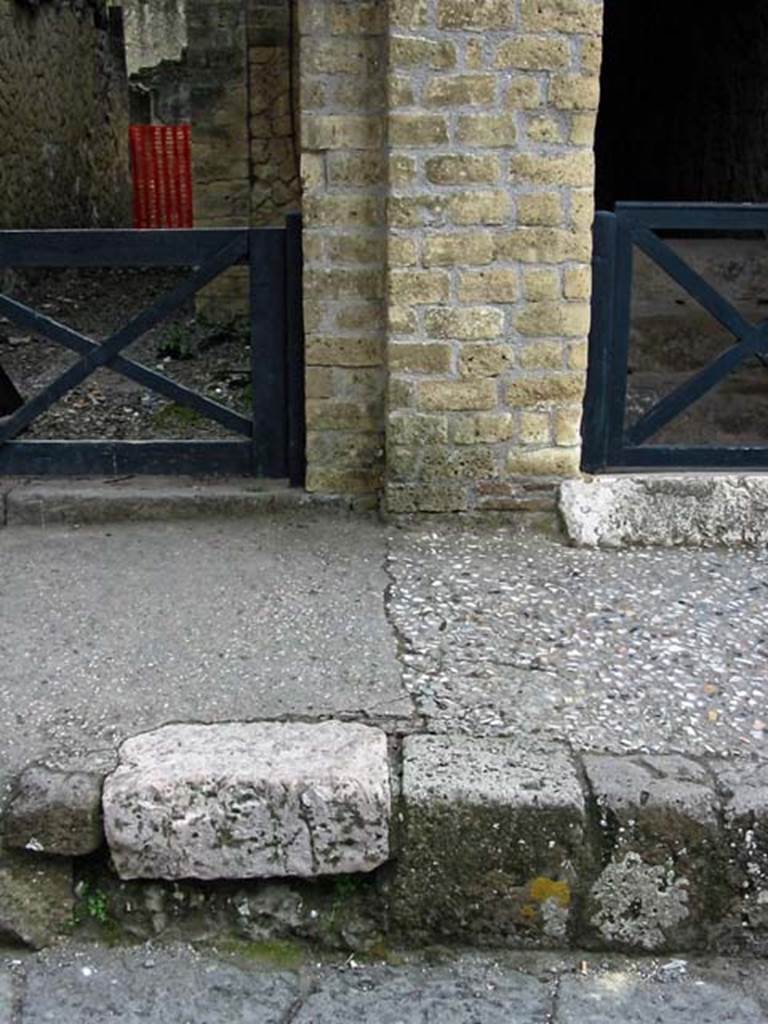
[{"xmin": 1, "ymin": 944, "xmax": 767, "ymax": 1023}]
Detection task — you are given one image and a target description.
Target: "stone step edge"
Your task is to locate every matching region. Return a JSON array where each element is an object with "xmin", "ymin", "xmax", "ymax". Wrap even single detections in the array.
[
  {"xmin": 1, "ymin": 725, "xmax": 766, "ymax": 956},
  {"xmin": 559, "ymin": 473, "xmax": 768, "ymax": 548},
  {"xmin": 0, "ymin": 478, "xmax": 370, "ymax": 527}
]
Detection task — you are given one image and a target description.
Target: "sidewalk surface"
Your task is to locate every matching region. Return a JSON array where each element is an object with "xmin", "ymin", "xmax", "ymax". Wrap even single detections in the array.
[
  {"xmin": 0, "ymin": 942, "xmax": 766, "ymax": 1023},
  {"xmin": 1, "ymin": 510, "xmax": 766, "ymax": 796}
]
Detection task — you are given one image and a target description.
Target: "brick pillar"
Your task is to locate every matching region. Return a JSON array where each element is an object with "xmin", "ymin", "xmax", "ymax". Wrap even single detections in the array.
[
  {"xmin": 298, "ymin": 0, "xmax": 388, "ymax": 498},
  {"xmin": 384, "ymin": 0, "xmax": 602, "ymax": 513}
]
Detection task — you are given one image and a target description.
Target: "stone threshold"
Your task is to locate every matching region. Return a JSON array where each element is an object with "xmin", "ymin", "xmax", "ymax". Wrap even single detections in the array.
[
  {"xmin": 559, "ymin": 473, "xmax": 768, "ymax": 547},
  {"xmin": 0, "ymin": 477, "xmax": 365, "ymax": 527},
  {"xmin": 1, "ymin": 720, "xmax": 767, "ymax": 957}
]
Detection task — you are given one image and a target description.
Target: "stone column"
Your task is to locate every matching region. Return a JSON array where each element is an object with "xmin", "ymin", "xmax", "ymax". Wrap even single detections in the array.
[
  {"xmin": 384, "ymin": 0, "xmax": 602, "ymax": 513},
  {"xmin": 298, "ymin": 0, "xmax": 388, "ymax": 498}
]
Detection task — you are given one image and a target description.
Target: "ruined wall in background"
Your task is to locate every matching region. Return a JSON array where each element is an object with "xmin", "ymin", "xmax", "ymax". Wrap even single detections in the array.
[
  {"xmin": 121, "ymin": 0, "xmax": 188, "ymax": 125},
  {"xmin": 121, "ymin": 0, "xmax": 186, "ymax": 76},
  {"xmin": 0, "ymin": 0, "xmax": 131, "ymax": 229},
  {"xmin": 188, "ymin": 0, "xmax": 301, "ymax": 317}
]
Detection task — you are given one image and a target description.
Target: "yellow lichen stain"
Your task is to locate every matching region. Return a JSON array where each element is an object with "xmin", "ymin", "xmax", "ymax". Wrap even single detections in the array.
[
  {"xmin": 518, "ymin": 902, "xmax": 539, "ymax": 922},
  {"xmin": 528, "ymin": 877, "xmax": 571, "ymax": 908}
]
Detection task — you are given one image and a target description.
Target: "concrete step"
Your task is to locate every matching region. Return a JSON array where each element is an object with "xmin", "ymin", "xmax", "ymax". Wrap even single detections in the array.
[
  {"xmin": 0, "ymin": 477, "xmax": 364, "ymax": 527},
  {"xmin": 1, "ymin": 720, "xmax": 766, "ymax": 957}
]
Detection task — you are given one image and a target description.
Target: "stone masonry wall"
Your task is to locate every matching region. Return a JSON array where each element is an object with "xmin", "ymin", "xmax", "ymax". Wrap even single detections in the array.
[
  {"xmin": 384, "ymin": 0, "xmax": 602, "ymax": 513},
  {"xmin": 297, "ymin": 0, "xmax": 602, "ymax": 510},
  {"xmin": 188, "ymin": 0, "xmax": 301, "ymax": 318},
  {"xmin": 0, "ymin": 0, "xmax": 131, "ymax": 229},
  {"xmin": 121, "ymin": 0, "xmax": 186, "ymax": 77},
  {"xmin": 299, "ymin": 0, "xmax": 388, "ymax": 496}
]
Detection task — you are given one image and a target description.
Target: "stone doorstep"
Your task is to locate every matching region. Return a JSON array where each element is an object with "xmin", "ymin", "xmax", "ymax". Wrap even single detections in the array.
[
  {"xmin": 559, "ymin": 474, "xmax": 768, "ymax": 548},
  {"xmin": 1, "ymin": 724, "xmax": 768, "ymax": 954},
  {"xmin": 0, "ymin": 478, "xmax": 360, "ymax": 527}
]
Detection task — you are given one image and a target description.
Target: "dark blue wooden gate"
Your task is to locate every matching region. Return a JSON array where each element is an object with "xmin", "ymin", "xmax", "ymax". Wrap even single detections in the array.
[
  {"xmin": 0, "ymin": 216, "xmax": 305, "ymax": 484},
  {"xmin": 582, "ymin": 202, "xmax": 768, "ymax": 472}
]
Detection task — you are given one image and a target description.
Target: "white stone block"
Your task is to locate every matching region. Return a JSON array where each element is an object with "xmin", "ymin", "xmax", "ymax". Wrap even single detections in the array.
[{"xmin": 103, "ymin": 721, "xmax": 391, "ymax": 881}]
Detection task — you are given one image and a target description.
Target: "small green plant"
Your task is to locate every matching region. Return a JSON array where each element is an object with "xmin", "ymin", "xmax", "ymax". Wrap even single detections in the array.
[
  {"xmin": 152, "ymin": 402, "xmax": 206, "ymax": 430},
  {"xmin": 74, "ymin": 882, "xmax": 111, "ymax": 927},
  {"xmin": 85, "ymin": 887, "xmax": 109, "ymax": 925},
  {"xmin": 156, "ymin": 321, "xmax": 195, "ymax": 361},
  {"xmin": 216, "ymin": 938, "xmax": 305, "ymax": 970}
]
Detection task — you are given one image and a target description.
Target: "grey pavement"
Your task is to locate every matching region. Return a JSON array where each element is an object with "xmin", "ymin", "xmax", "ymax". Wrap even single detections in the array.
[
  {"xmin": 0, "ymin": 515, "xmax": 411, "ymax": 795},
  {"xmin": 0, "ymin": 943, "xmax": 766, "ymax": 1023},
  {"xmin": 2, "ymin": 511, "xmax": 768, "ymax": 801}
]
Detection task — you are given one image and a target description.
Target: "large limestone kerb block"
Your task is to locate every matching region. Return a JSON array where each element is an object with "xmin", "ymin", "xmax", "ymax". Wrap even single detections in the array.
[{"xmin": 103, "ymin": 721, "xmax": 391, "ymax": 881}]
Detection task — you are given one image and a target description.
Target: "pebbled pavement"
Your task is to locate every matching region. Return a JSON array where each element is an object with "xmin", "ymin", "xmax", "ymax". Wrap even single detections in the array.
[
  {"xmin": 0, "ymin": 944, "xmax": 766, "ymax": 1023},
  {"xmin": 387, "ymin": 526, "xmax": 768, "ymax": 756}
]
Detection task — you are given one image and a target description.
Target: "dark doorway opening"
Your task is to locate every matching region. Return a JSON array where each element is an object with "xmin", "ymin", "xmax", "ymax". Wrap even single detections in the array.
[
  {"xmin": 595, "ymin": 1, "xmax": 768, "ymax": 210},
  {"xmin": 585, "ymin": 1, "xmax": 768, "ymax": 468}
]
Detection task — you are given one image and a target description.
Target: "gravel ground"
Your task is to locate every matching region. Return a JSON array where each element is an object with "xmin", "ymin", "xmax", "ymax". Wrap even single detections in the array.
[
  {"xmin": 388, "ymin": 526, "xmax": 768, "ymax": 756},
  {"xmin": 0, "ymin": 269, "xmax": 251, "ymax": 440},
  {"xmin": 0, "ymin": 943, "xmax": 766, "ymax": 1023}
]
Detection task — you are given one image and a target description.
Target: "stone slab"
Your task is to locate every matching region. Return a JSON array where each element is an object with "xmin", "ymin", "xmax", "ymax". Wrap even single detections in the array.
[
  {"xmin": 3, "ymin": 478, "xmax": 354, "ymax": 527},
  {"xmin": 0, "ymin": 970, "xmax": 11, "ymax": 1024},
  {"xmin": 392, "ymin": 735, "xmax": 589, "ymax": 945},
  {"xmin": 10, "ymin": 946, "xmax": 768, "ymax": 1024},
  {"xmin": 4, "ymin": 767, "xmax": 103, "ymax": 857},
  {"xmin": 292, "ymin": 961, "xmax": 552, "ymax": 1024},
  {"xmin": 559, "ymin": 474, "xmax": 768, "ymax": 548},
  {"xmin": 582, "ymin": 755, "xmax": 723, "ymax": 952},
  {"xmin": 103, "ymin": 721, "xmax": 391, "ymax": 881}
]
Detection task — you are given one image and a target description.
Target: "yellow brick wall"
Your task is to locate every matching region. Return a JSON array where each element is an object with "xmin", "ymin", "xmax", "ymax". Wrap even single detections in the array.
[
  {"xmin": 298, "ymin": 0, "xmax": 388, "ymax": 496},
  {"xmin": 384, "ymin": 0, "xmax": 602, "ymax": 512}
]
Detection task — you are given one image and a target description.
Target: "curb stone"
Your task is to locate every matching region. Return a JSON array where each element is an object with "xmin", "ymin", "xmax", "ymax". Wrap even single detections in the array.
[
  {"xmin": 4, "ymin": 767, "xmax": 103, "ymax": 857},
  {"xmin": 390, "ymin": 735, "xmax": 591, "ymax": 946},
  {"xmin": 711, "ymin": 760, "xmax": 768, "ymax": 939},
  {"xmin": 0, "ymin": 722, "xmax": 767, "ymax": 955},
  {"xmin": 582, "ymin": 755, "xmax": 726, "ymax": 952}
]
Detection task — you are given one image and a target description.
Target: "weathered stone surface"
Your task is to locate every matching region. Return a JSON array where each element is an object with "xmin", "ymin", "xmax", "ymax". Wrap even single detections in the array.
[
  {"xmin": 22, "ymin": 945, "xmax": 299, "ymax": 1024},
  {"xmin": 103, "ymin": 722, "xmax": 391, "ymax": 881},
  {"xmin": 558, "ymin": 972, "xmax": 765, "ymax": 1024},
  {"xmin": 0, "ymin": 971, "xmax": 10, "ymax": 1024},
  {"xmin": 712, "ymin": 760, "xmax": 768, "ymax": 943},
  {"xmin": 4, "ymin": 767, "xmax": 103, "ymax": 857},
  {"xmin": 560, "ymin": 475, "xmax": 768, "ymax": 548},
  {"xmin": 582, "ymin": 755, "xmax": 724, "ymax": 951},
  {"xmin": 391, "ymin": 735, "xmax": 590, "ymax": 944},
  {"xmin": 0, "ymin": 0, "xmax": 130, "ymax": 231},
  {"xmin": 0, "ymin": 849, "xmax": 73, "ymax": 949},
  {"xmin": 293, "ymin": 962, "xmax": 551, "ymax": 1024}
]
